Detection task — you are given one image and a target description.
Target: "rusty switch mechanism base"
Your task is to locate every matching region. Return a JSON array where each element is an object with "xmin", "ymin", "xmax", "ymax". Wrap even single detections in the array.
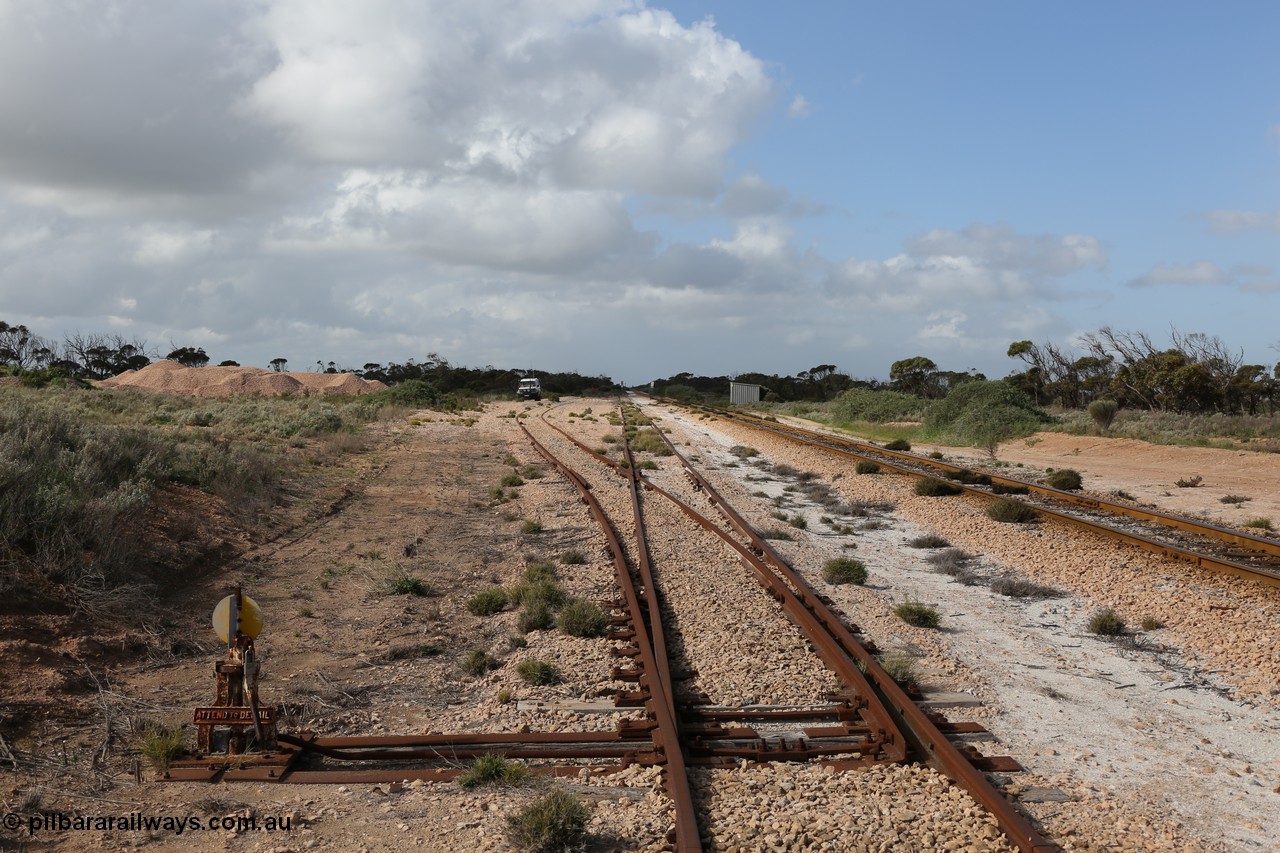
[{"xmin": 166, "ymin": 587, "xmax": 299, "ymax": 783}]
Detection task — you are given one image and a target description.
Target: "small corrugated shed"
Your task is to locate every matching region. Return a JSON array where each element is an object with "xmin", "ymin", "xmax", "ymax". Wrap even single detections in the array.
[{"xmin": 729, "ymin": 382, "xmax": 761, "ymax": 405}]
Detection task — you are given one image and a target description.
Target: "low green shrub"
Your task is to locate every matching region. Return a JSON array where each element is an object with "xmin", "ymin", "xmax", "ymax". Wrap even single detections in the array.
[
  {"xmin": 510, "ymin": 578, "xmax": 566, "ymax": 609},
  {"xmin": 458, "ymin": 753, "xmax": 530, "ymax": 788},
  {"xmin": 521, "ymin": 560, "xmax": 558, "ymax": 583},
  {"xmin": 139, "ymin": 722, "xmax": 185, "ymax": 772},
  {"xmin": 1087, "ymin": 608, "xmax": 1126, "ymax": 636},
  {"xmin": 516, "ymin": 659, "xmax": 561, "ymax": 685},
  {"xmin": 1044, "ymin": 469, "xmax": 1083, "ymax": 490},
  {"xmin": 855, "ymin": 460, "xmax": 880, "ymax": 475},
  {"xmin": 884, "ymin": 439, "xmax": 912, "ymax": 451},
  {"xmin": 559, "ymin": 550, "xmax": 587, "ymax": 565},
  {"xmin": 1174, "ymin": 475, "xmax": 1203, "ymax": 488},
  {"xmin": 1140, "ymin": 616, "xmax": 1164, "ymax": 631},
  {"xmin": 463, "ymin": 649, "xmax": 500, "ymax": 675},
  {"xmin": 630, "ymin": 428, "xmax": 672, "ymax": 455},
  {"xmin": 989, "ymin": 575, "xmax": 1060, "ymax": 598},
  {"xmin": 1088, "ymin": 399, "xmax": 1119, "ymax": 433},
  {"xmin": 381, "ymin": 642, "xmax": 442, "ymax": 661},
  {"xmin": 924, "ymin": 548, "xmax": 980, "ymax": 584},
  {"xmin": 822, "ymin": 557, "xmax": 867, "ymax": 585},
  {"xmin": 879, "ymin": 651, "xmax": 918, "ymax": 687},
  {"xmin": 466, "ymin": 588, "xmax": 509, "ymax": 617},
  {"xmin": 945, "ymin": 469, "xmax": 992, "ymax": 486},
  {"xmin": 907, "ymin": 534, "xmax": 950, "ymax": 549},
  {"xmin": 506, "ymin": 787, "xmax": 590, "ymax": 853},
  {"xmin": 557, "ymin": 600, "xmax": 607, "ymax": 638},
  {"xmin": 521, "ymin": 519, "xmax": 544, "ymax": 533},
  {"xmin": 830, "ymin": 388, "xmax": 928, "ymax": 424},
  {"xmin": 987, "ymin": 499, "xmax": 1037, "ymax": 523},
  {"xmin": 915, "ymin": 477, "xmax": 962, "ymax": 497},
  {"xmin": 893, "ymin": 600, "xmax": 940, "ymax": 628},
  {"xmin": 517, "ymin": 602, "xmax": 554, "ymax": 633},
  {"xmin": 386, "ymin": 569, "xmax": 432, "ymax": 596},
  {"xmin": 1242, "ymin": 517, "xmax": 1273, "ymax": 531}
]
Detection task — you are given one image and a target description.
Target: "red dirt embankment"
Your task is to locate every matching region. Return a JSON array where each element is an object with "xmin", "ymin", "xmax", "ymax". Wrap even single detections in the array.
[{"xmin": 95, "ymin": 360, "xmax": 388, "ymax": 397}]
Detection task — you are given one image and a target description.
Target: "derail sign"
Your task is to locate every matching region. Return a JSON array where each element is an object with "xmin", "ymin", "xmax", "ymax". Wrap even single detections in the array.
[{"xmin": 193, "ymin": 707, "xmax": 277, "ymax": 726}]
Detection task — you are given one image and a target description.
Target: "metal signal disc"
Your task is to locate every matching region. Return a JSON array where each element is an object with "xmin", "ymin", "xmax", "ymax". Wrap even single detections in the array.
[{"xmin": 212, "ymin": 593, "xmax": 264, "ymax": 642}]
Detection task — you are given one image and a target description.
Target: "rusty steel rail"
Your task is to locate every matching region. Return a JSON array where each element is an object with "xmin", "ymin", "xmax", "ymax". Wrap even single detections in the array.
[
  {"xmin": 519, "ymin": 419, "xmax": 704, "ymax": 853},
  {"xmin": 636, "ymin": 405, "xmax": 1058, "ymax": 853},
  {"xmin": 681, "ymin": 402, "xmax": 1280, "ymax": 588},
  {"xmin": 611, "ymin": 406, "xmax": 908, "ymax": 764}
]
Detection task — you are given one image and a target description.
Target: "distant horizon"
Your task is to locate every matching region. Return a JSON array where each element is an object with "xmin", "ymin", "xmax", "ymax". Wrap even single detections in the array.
[{"xmin": 1, "ymin": 2, "xmax": 1276, "ymax": 382}]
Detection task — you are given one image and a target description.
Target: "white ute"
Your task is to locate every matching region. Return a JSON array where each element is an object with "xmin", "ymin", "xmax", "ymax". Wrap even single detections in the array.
[{"xmin": 517, "ymin": 377, "xmax": 542, "ymax": 401}]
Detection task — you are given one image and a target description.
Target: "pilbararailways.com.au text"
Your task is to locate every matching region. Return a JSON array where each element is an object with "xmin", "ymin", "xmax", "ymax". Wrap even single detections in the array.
[{"xmin": 5, "ymin": 810, "xmax": 293, "ymax": 837}]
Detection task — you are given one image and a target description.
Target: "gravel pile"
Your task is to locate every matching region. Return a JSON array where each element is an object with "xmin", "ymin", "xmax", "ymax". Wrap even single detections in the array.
[{"xmin": 96, "ymin": 359, "xmax": 389, "ymax": 396}]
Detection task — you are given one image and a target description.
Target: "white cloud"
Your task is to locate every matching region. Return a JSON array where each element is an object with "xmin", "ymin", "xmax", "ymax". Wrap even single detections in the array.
[
  {"xmin": 1202, "ymin": 209, "xmax": 1280, "ymax": 235},
  {"xmin": 827, "ymin": 223, "xmax": 1105, "ymax": 311},
  {"xmin": 0, "ymin": 225, "xmax": 50, "ymax": 253},
  {"xmin": 916, "ymin": 310, "xmax": 968, "ymax": 341},
  {"xmin": 241, "ymin": 1, "xmax": 771, "ymax": 198},
  {"xmin": 267, "ymin": 169, "xmax": 642, "ymax": 272},
  {"xmin": 129, "ymin": 225, "xmax": 215, "ymax": 265},
  {"xmin": 1128, "ymin": 261, "xmax": 1224, "ymax": 287},
  {"xmin": 718, "ymin": 173, "xmax": 790, "ymax": 218},
  {"xmin": 708, "ymin": 221, "xmax": 794, "ymax": 261},
  {"xmin": 904, "ymin": 223, "xmax": 1105, "ymax": 276},
  {"xmin": 787, "ymin": 95, "xmax": 810, "ymax": 119}
]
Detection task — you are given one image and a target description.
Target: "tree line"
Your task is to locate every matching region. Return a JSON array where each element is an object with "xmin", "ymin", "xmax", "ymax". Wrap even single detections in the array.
[
  {"xmin": 0, "ymin": 320, "xmax": 617, "ymax": 398},
  {"xmin": 650, "ymin": 328, "xmax": 1279, "ymax": 417},
  {"xmin": 1005, "ymin": 327, "xmax": 1279, "ymax": 415},
  {"xmin": 649, "ymin": 359, "xmax": 988, "ymax": 405}
]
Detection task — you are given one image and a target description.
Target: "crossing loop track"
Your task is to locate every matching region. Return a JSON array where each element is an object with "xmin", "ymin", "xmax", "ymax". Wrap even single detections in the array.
[{"xmin": 673, "ymin": 402, "xmax": 1280, "ymax": 588}]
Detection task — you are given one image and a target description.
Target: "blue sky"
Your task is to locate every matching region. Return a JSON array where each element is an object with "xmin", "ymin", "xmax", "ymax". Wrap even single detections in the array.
[{"xmin": 0, "ymin": 1, "xmax": 1276, "ymax": 383}]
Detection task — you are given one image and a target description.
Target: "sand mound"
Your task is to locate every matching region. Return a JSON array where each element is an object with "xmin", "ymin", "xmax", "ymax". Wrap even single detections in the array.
[{"xmin": 95, "ymin": 361, "xmax": 388, "ymax": 398}]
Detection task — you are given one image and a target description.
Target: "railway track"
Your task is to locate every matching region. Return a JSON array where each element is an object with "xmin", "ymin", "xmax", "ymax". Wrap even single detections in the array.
[
  {"xmin": 525, "ymin": 403, "xmax": 1056, "ymax": 851},
  {"xmin": 168, "ymin": 400, "xmax": 1060, "ymax": 852},
  {"xmin": 672, "ymin": 401, "xmax": 1280, "ymax": 589}
]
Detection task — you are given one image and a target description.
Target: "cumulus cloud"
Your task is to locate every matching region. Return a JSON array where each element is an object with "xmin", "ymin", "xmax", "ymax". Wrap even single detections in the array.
[
  {"xmin": 827, "ymin": 223, "xmax": 1106, "ymax": 311},
  {"xmin": 718, "ymin": 173, "xmax": 791, "ymax": 218},
  {"xmin": 243, "ymin": 0, "xmax": 771, "ymax": 198},
  {"xmin": 916, "ymin": 310, "xmax": 968, "ymax": 342},
  {"xmin": 0, "ymin": 0, "xmax": 772, "ymax": 226},
  {"xmin": 0, "ymin": 2, "xmax": 1169, "ymax": 382},
  {"xmin": 0, "ymin": 2, "xmax": 275, "ymax": 214},
  {"xmin": 903, "ymin": 223, "xmax": 1105, "ymax": 276},
  {"xmin": 129, "ymin": 225, "xmax": 215, "ymax": 266},
  {"xmin": 267, "ymin": 169, "xmax": 645, "ymax": 273},
  {"xmin": 1202, "ymin": 209, "xmax": 1280, "ymax": 235},
  {"xmin": 1128, "ymin": 261, "xmax": 1225, "ymax": 288}
]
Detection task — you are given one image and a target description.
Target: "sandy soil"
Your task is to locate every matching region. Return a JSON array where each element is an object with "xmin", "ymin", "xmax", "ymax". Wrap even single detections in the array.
[
  {"xmin": 921, "ymin": 431, "xmax": 1280, "ymax": 533},
  {"xmin": 3, "ymin": 397, "xmax": 1279, "ymax": 852}
]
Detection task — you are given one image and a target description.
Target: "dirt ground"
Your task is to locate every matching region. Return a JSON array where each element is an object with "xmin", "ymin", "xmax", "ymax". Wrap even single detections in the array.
[
  {"xmin": 2, "ymin": 400, "xmax": 1278, "ymax": 851},
  {"xmin": 921, "ymin": 431, "xmax": 1280, "ymax": 532}
]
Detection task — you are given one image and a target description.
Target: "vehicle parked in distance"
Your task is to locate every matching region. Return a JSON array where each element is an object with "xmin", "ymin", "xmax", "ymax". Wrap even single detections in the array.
[{"xmin": 517, "ymin": 377, "xmax": 542, "ymax": 401}]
